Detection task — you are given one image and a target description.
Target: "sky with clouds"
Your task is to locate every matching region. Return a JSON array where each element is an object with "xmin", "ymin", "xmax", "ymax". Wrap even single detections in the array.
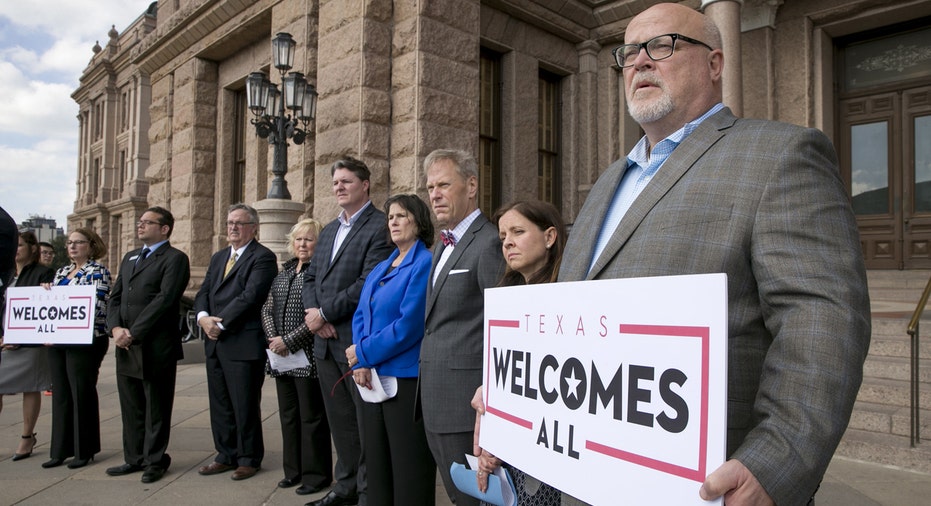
[{"xmin": 0, "ymin": 1, "xmax": 154, "ymax": 229}]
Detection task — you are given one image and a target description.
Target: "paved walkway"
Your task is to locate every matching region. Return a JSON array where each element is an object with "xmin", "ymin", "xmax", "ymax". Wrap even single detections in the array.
[{"xmin": 1, "ymin": 343, "xmax": 928, "ymax": 505}]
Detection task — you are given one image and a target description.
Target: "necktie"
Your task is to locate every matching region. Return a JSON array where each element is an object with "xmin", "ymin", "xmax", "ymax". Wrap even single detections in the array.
[
  {"xmin": 133, "ymin": 247, "xmax": 150, "ymax": 274},
  {"xmin": 224, "ymin": 252, "xmax": 238, "ymax": 278},
  {"xmin": 441, "ymin": 230, "xmax": 456, "ymax": 247}
]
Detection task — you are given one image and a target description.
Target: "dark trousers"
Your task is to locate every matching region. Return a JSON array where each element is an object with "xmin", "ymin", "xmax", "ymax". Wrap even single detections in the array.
[
  {"xmin": 205, "ymin": 355, "xmax": 265, "ymax": 467},
  {"xmin": 426, "ymin": 428, "xmax": 479, "ymax": 506},
  {"xmin": 116, "ymin": 366, "xmax": 177, "ymax": 467},
  {"xmin": 316, "ymin": 352, "xmax": 366, "ymax": 502},
  {"xmin": 362, "ymin": 377, "xmax": 436, "ymax": 506},
  {"xmin": 47, "ymin": 345, "xmax": 106, "ymax": 460},
  {"xmin": 276, "ymin": 374, "xmax": 332, "ymax": 488}
]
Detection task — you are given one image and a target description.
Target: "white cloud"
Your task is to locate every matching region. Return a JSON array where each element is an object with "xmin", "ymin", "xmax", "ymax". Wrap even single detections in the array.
[
  {"xmin": 0, "ymin": 0, "xmax": 151, "ymax": 228},
  {"xmin": 0, "ymin": 1, "xmax": 151, "ymax": 41},
  {"xmin": 0, "ymin": 143, "xmax": 76, "ymax": 227}
]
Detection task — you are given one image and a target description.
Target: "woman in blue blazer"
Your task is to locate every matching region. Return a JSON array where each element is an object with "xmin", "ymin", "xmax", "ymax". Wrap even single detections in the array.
[{"xmin": 346, "ymin": 194, "xmax": 436, "ymax": 505}]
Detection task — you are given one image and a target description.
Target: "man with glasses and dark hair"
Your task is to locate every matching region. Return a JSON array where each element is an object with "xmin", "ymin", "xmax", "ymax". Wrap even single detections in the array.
[
  {"xmin": 38, "ymin": 242, "xmax": 55, "ymax": 267},
  {"xmin": 559, "ymin": 3, "xmax": 869, "ymax": 505},
  {"xmin": 106, "ymin": 206, "xmax": 190, "ymax": 483},
  {"xmin": 194, "ymin": 203, "xmax": 277, "ymax": 481}
]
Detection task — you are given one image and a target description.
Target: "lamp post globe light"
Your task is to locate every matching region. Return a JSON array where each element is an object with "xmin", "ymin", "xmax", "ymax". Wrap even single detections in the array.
[{"xmin": 246, "ymin": 32, "xmax": 318, "ymax": 200}]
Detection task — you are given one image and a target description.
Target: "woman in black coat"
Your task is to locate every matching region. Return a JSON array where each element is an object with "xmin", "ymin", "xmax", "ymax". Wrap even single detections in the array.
[
  {"xmin": 263, "ymin": 218, "xmax": 333, "ymax": 495},
  {"xmin": 0, "ymin": 231, "xmax": 54, "ymax": 461}
]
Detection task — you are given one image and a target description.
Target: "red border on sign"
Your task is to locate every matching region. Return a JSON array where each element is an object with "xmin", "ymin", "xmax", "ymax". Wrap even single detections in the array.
[
  {"xmin": 484, "ymin": 319, "xmax": 534, "ymax": 430},
  {"xmin": 585, "ymin": 324, "xmax": 710, "ymax": 482},
  {"xmin": 484, "ymin": 319, "xmax": 710, "ymax": 483},
  {"xmin": 5, "ymin": 295, "xmax": 94, "ymax": 331}
]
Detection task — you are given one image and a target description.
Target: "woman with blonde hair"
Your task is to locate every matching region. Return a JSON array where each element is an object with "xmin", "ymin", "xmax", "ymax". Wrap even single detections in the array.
[
  {"xmin": 42, "ymin": 227, "xmax": 111, "ymax": 469},
  {"xmin": 263, "ymin": 218, "xmax": 333, "ymax": 495}
]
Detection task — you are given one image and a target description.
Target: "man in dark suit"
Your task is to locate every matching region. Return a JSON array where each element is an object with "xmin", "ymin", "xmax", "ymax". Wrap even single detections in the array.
[
  {"xmin": 105, "ymin": 206, "xmax": 191, "ymax": 483},
  {"xmin": 302, "ymin": 156, "xmax": 392, "ymax": 506},
  {"xmin": 419, "ymin": 149, "xmax": 504, "ymax": 506},
  {"xmin": 558, "ymin": 4, "xmax": 870, "ymax": 505},
  {"xmin": 194, "ymin": 203, "xmax": 277, "ymax": 481}
]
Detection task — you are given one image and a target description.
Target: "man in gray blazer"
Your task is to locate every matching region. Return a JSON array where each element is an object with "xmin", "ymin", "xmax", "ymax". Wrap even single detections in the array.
[
  {"xmin": 559, "ymin": 4, "xmax": 870, "ymax": 505},
  {"xmin": 106, "ymin": 206, "xmax": 190, "ymax": 483},
  {"xmin": 420, "ymin": 149, "xmax": 505, "ymax": 506},
  {"xmin": 303, "ymin": 156, "xmax": 393, "ymax": 506}
]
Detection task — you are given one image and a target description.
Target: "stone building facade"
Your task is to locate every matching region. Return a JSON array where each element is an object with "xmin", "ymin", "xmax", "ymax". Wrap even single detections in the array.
[{"xmin": 70, "ymin": 0, "xmax": 931, "ymax": 276}]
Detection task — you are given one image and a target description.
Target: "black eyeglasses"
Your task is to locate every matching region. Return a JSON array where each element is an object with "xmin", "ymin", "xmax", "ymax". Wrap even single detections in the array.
[
  {"xmin": 136, "ymin": 219, "xmax": 162, "ymax": 228},
  {"xmin": 612, "ymin": 33, "xmax": 714, "ymax": 68}
]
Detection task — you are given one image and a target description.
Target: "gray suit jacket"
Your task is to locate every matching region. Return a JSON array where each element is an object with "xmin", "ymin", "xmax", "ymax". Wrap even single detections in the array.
[
  {"xmin": 420, "ymin": 213, "xmax": 505, "ymax": 433},
  {"xmin": 302, "ymin": 203, "xmax": 392, "ymax": 361},
  {"xmin": 559, "ymin": 108, "xmax": 870, "ymax": 505}
]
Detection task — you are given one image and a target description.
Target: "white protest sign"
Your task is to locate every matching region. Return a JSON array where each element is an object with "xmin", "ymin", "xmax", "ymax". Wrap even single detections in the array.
[
  {"xmin": 3, "ymin": 285, "xmax": 97, "ymax": 344},
  {"xmin": 481, "ymin": 273, "xmax": 727, "ymax": 505}
]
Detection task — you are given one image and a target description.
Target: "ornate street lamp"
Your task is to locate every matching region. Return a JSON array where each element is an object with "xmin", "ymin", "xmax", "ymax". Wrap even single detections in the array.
[{"xmin": 246, "ymin": 33, "xmax": 318, "ymax": 200}]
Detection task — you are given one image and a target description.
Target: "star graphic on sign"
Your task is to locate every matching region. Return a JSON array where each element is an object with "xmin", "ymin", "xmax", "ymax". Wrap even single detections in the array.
[{"xmin": 563, "ymin": 368, "xmax": 583, "ymax": 401}]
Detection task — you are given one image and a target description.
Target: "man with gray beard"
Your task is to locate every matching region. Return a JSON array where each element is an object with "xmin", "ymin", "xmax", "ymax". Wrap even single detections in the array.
[{"xmin": 556, "ymin": 3, "xmax": 870, "ymax": 506}]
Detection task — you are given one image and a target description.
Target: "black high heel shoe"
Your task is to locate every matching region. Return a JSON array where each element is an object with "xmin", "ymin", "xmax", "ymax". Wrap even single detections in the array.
[
  {"xmin": 67, "ymin": 456, "xmax": 94, "ymax": 469},
  {"xmin": 12, "ymin": 433, "xmax": 36, "ymax": 461},
  {"xmin": 42, "ymin": 458, "xmax": 64, "ymax": 468}
]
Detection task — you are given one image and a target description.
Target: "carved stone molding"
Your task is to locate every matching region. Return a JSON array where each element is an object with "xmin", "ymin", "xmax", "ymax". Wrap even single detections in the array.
[{"xmin": 740, "ymin": 0, "xmax": 784, "ymax": 32}]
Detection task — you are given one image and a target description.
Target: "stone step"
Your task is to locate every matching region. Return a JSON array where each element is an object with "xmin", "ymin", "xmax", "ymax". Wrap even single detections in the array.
[
  {"xmin": 848, "ymin": 400, "xmax": 931, "ymax": 438},
  {"xmin": 835, "ymin": 427, "xmax": 931, "ymax": 474},
  {"xmin": 855, "ymin": 376, "xmax": 931, "ymax": 407},
  {"xmin": 867, "ymin": 269, "xmax": 931, "ymax": 290},
  {"xmin": 863, "ymin": 355, "xmax": 931, "ymax": 382},
  {"xmin": 868, "ymin": 335, "xmax": 931, "ymax": 360}
]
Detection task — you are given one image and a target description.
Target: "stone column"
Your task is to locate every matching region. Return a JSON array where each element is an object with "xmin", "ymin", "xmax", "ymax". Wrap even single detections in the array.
[
  {"xmin": 254, "ymin": 198, "xmax": 306, "ymax": 264},
  {"xmin": 701, "ymin": 0, "xmax": 743, "ymax": 116}
]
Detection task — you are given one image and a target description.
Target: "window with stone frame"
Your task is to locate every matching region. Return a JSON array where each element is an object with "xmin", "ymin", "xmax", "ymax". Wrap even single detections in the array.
[
  {"xmin": 231, "ymin": 89, "xmax": 247, "ymax": 204},
  {"xmin": 538, "ymin": 69, "xmax": 562, "ymax": 208},
  {"xmin": 479, "ymin": 48, "xmax": 502, "ymax": 217}
]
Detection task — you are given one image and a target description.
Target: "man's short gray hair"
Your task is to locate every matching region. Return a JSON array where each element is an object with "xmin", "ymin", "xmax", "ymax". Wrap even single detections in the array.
[
  {"xmin": 228, "ymin": 203, "xmax": 260, "ymax": 225},
  {"xmin": 423, "ymin": 149, "xmax": 478, "ymax": 181}
]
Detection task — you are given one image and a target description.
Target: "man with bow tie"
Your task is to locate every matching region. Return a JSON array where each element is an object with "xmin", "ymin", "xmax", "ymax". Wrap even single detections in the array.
[
  {"xmin": 106, "ymin": 206, "xmax": 190, "ymax": 483},
  {"xmin": 419, "ymin": 149, "xmax": 505, "ymax": 506}
]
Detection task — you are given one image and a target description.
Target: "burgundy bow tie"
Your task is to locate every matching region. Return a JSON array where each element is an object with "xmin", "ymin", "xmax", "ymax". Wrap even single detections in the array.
[{"xmin": 441, "ymin": 230, "xmax": 456, "ymax": 247}]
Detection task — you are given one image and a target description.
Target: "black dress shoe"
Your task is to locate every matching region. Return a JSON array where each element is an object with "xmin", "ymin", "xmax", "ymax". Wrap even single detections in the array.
[
  {"xmin": 295, "ymin": 484, "xmax": 326, "ymax": 495},
  {"xmin": 141, "ymin": 465, "xmax": 167, "ymax": 483},
  {"xmin": 106, "ymin": 463, "xmax": 145, "ymax": 476},
  {"xmin": 279, "ymin": 477, "xmax": 301, "ymax": 488},
  {"xmin": 42, "ymin": 458, "xmax": 65, "ymax": 469},
  {"xmin": 67, "ymin": 456, "xmax": 94, "ymax": 469},
  {"xmin": 304, "ymin": 490, "xmax": 358, "ymax": 506}
]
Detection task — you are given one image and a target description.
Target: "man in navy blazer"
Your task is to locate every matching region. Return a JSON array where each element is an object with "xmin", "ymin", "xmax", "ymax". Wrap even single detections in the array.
[
  {"xmin": 106, "ymin": 206, "xmax": 190, "ymax": 483},
  {"xmin": 559, "ymin": 4, "xmax": 870, "ymax": 505},
  {"xmin": 419, "ymin": 149, "xmax": 505, "ymax": 506},
  {"xmin": 194, "ymin": 203, "xmax": 277, "ymax": 481},
  {"xmin": 303, "ymin": 157, "xmax": 392, "ymax": 506}
]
